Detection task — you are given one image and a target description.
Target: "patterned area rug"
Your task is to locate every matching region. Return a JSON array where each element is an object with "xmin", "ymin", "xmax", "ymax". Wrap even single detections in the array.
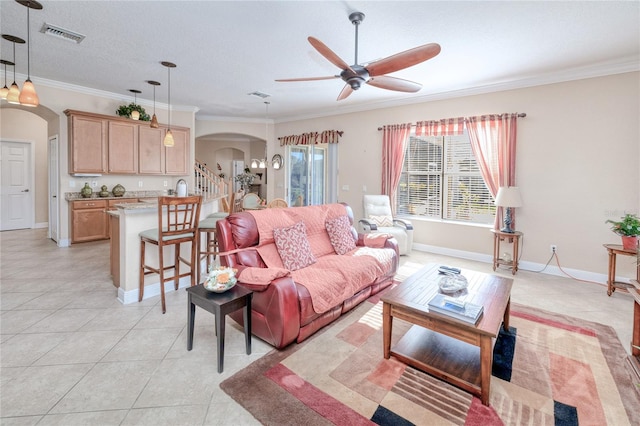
[{"xmin": 221, "ymin": 295, "xmax": 640, "ymax": 425}]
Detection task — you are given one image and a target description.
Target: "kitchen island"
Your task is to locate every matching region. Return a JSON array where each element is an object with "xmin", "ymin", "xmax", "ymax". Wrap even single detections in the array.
[{"xmin": 108, "ymin": 196, "xmax": 221, "ymax": 305}]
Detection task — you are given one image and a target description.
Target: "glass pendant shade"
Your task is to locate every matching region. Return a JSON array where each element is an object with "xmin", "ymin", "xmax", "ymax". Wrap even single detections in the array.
[
  {"xmin": 273, "ymin": 161, "xmax": 281, "ymax": 170},
  {"xmin": 163, "ymin": 129, "xmax": 174, "ymax": 147},
  {"xmin": 7, "ymin": 82, "xmax": 20, "ymax": 104},
  {"xmin": 130, "ymin": 110, "xmax": 140, "ymax": 120},
  {"xmin": 150, "ymin": 114, "xmax": 159, "ymax": 128},
  {"xmin": 0, "ymin": 85, "xmax": 8, "ymax": 100},
  {"xmin": 147, "ymin": 80, "xmax": 160, "ymax": 128},
  {"xmin": 18, "ymin": 0, "xmax": 42, "ymax": 107},
  {"xmin": 0, "ymin": 60, "xmax": 11, "ymax": 100},
  {"xmin": 19, "ymin": 79, "xmax": 38, "ymax": 106},
  {"xmin": 251, "ymin": 159, "xmax": 258, "ymax": 168},
  {"xmin": 258, "ymin": 159, "xmax": 266, "ymax": 169}
]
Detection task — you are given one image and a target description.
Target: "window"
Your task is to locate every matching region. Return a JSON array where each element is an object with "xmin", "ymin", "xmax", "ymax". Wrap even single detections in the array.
[{"xmin": 397, "ymin": 131, "xmax": 495, "ymax": 224}]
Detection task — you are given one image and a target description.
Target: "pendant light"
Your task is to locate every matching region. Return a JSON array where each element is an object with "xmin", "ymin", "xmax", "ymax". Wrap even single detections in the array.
[
  {"xmin": 260, "ymin": 101, "xmax": 270, "ymax": 169},
  {"xmin": 2, "ymin": 34, "xmax": 25, "ymax": 104},
  {"xmin": 147, "ymin": 80, "xmax": 160, "ymax": 128},
  {"xmin": 0, "ymin": 59, "xmax": 13, "ymax": 100},
  {"xmin": 161, "ymin": 61, "xmax": 176, "ymax": 147},
  {"xmin": 129, "ymin": 89, "xmax": 141, "ymax": 120},
  {"xmin": 17, "ymin": 0, "xmax": 43, "ymax": 107}
]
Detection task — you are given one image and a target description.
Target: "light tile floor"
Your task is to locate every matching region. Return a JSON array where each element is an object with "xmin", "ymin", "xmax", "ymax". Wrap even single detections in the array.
[{"xmin": 0, "ymin": 229, "xmax": 635, "ymax": 425}]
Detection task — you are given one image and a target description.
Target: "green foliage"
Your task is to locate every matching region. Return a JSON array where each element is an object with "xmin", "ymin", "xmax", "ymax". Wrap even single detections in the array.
[
  {"xmin": 115, "ymin": 103, "xmax": 150, "ymax": 121},
  {"xmin": 606, "ymin": 213, "xmax": 640, "ymax": 236}
]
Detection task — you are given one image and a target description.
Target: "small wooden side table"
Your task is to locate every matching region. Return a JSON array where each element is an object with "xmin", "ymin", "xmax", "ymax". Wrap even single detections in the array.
[
  {"xmin": 491, "ymin": 230, "xmax": 522, "ymax": 275},
  {"xmin": 186, "ymin": 284, "xmax": 253, "ymax": 373},
  {"xmin": 603, "ymin": 244, "xmax": 639, "ymax": 296}
]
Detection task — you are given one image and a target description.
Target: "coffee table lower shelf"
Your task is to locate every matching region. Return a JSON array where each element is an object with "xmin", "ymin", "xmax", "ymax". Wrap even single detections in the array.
[{"xmin": 391, "ymin": 325, "xmax": 483, "ymax": 398}]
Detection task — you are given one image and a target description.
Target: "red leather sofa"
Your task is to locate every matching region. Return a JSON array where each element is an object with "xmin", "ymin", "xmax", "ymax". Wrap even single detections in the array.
[{"xmin": 216, "ymin": 203, "xmax": 399, "ymax": 349}]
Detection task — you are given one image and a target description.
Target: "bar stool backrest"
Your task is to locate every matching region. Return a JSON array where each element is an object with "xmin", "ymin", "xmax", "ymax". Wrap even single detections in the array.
[{"xmin": 157, "ymin": 195, "xmax": 202, "ymax": 239}]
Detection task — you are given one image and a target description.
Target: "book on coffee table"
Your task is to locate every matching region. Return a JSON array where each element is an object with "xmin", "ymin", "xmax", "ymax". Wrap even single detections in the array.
[{"xmin": 428, "ymin": 293, "xmax": 484, "ymax": 324}]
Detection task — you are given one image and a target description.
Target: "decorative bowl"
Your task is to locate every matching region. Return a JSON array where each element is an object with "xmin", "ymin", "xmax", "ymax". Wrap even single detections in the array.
[
  {"xmin": 203, "ymin": 267, "xmax": 238, "ymax": 293},
  {"xmin": 438, "ymin": 274, "xmax": 468, "ymax": 294}
]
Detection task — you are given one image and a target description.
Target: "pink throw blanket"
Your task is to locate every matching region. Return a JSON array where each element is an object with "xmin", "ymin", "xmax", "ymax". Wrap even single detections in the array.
[{"xmin": 248, "ymin": 205, "xmax": 395, "ymax": 314}]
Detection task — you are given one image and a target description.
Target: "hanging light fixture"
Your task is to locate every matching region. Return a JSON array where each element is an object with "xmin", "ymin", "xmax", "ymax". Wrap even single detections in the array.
[
  {"xmin": 2, "ymin": 34, "xmax": 25, "ymax": 104},
  {"xmin": 147, "ymin": 80, "xmax": 160, "ymax": 128},
  {"xmin": 251, "ymin": 101, "xmax": 270, "ymax": 169},
  {"xmin": 0, "ymin": 59, "xmax": 13, "ymax": 100},
  {"xmin": 128, "ymin": 89, "xmax": 141, "ymax": 120},
  {"xmin": 161, "ymin": 61, "xmax": 176, "ymax": 147},
  {"xmin": 17, "ymin": 0, "xmax": 43, "ymax": 107}
]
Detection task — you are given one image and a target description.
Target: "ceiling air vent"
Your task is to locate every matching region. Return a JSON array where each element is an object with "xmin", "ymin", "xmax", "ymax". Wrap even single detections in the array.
[
  {"xmin": 247, "ymin": 91, "xmax": 271, "ymax": 99},
  {"xmin": 40, "ymin": 23, "xmax": 85, "ymax": 44}
]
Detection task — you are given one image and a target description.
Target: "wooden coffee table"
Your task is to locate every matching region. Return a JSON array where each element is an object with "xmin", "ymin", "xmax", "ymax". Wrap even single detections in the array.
[{"xmin": 382, "ymin": 263, "xmax": 513, "ymax": 406}]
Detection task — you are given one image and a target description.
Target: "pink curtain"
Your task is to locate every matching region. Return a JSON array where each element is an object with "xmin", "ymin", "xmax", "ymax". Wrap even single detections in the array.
[
  {"xmin": 466, "ymin": 114, "xmax": 519, "ymax": 229},
  {"xmin": 381, "ymin": 123, "xmax": 412, "ymax": 215},
  {"xmin": 416, "ymin": 117, "xmax": 465, "ymax": 136}
]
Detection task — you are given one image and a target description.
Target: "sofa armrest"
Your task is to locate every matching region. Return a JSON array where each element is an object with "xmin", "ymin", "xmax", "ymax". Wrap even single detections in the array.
[
  {"xmin": 393, "ymin": 218, "xmax": 413, "ymax": 230},
  {"xmin": 358, "ymin": 218, "xmax": 378, "ymax": 232}
]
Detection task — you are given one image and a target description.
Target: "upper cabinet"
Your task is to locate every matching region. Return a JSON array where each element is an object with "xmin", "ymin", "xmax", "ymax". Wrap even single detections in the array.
[
  {"xmin": 108, "ymin": 121, "xmax": 138, "ymax": 174},
  {"xmin": 68, "ymin": 113, "xmax": 108, "ymax": 174},
  {"xmin": 65, "ymin": 110, "xmax": 190, "ymax": 176}
]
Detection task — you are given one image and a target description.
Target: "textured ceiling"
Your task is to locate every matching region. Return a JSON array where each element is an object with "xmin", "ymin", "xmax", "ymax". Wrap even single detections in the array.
[{"xmin": 1, "ymin": 1, "xmax": 638, "ymax": 121}]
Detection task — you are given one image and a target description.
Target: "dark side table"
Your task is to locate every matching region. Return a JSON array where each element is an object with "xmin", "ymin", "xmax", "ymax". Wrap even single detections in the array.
[{"xmin": 186, "ymin": 284, "xmax": 253, "ymax": 373}]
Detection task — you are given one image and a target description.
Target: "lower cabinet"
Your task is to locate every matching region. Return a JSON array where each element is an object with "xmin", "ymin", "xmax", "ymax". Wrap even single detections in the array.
[{"xmin": 71, "ymin": 200, "xmax": 108, "ymax": 243}]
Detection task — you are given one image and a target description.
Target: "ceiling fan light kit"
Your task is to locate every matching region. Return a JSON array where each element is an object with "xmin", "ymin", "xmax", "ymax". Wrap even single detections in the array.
[{"xmin": 277, "ymin": 11, "xmax": 441, "ymax": 101}]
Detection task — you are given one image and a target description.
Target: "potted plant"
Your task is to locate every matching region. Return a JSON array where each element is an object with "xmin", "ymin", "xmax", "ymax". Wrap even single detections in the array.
[
  {"xmin": 116, "ymin": 103, "xmax": 150, "ymax": 121},
  {"xmin": 606, "ymin": 213, "xmax": 640, "ymax": 250}
]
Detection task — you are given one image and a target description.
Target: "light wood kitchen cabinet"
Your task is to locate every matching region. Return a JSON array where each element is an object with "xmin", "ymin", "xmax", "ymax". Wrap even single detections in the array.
[
  {"xmin": 67, "ymin": 113, "xmax": 108, "ymax": 174},
  {"xmin": 138, "ymin": 126, "xmax": 165, "ymax": 174},
  {"xmin": 71, "ymin": 199, "xmax": 109, "ymax": 243},
  {"xmin": 65, "ymin": 109, "xmax": 191, "ymax": 176},
  {"xmin": 108, "ymin": 121, "xmax": 138, "ymax": 174},
  {"xmin": 164, "ymin": 127, "xmax": 189, "ymax": 175}
]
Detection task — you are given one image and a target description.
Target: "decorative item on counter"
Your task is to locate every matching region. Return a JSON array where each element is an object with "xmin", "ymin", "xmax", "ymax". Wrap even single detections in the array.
[
  {"xmin": 203, "ymin": 266, "xmax": 238, "ymax": 293},
  {"xmin": 80, "ymin": 182, "xmax": 93, "ymax": 198},
  {"xmin": 112, "ymin": 184, "xmax": 125, "ymax": 197},
  {"xmin": 98, "ymin": 185, "xmax": 110, "ymax": 197},
  {"xmin": 176, "ymin": 179, "xmax": 188, "ymax": 197}
]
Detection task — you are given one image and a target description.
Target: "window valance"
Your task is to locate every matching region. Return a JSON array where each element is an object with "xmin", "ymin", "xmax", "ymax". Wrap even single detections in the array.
[{"xmin": 278, "ymin": 130, "xmax": 343, "ymax": 146}]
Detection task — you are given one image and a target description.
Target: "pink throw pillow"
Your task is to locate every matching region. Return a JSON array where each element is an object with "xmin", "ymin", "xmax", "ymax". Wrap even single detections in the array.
[
  {"xmin": 273, "ymin": 221, "xmax": 317, "ymax": 271},
  {"xmin": 326, "ymin": 215, "xmax": 356, "ymax": 255}
]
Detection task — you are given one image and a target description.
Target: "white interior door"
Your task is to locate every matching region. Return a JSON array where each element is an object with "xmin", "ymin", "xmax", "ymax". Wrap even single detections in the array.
[
  {"xmin": 0, "ymin": 141, "xmax": 33, "ymax": 231},
  {"xmin": 48, "ymin": 136, "xmax": 59, "ymax": 242}
]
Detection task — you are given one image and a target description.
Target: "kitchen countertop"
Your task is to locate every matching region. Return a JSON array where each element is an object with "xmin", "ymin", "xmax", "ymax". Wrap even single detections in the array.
[{"xmin": 65, "ymin": 190, "xmax": 168, "ymax": 201}]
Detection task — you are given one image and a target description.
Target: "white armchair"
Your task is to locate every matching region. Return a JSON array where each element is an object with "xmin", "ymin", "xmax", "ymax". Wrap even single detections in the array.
[{"xmin": 359, "ymin": 195, "xmax": 413, "ymax": 255}]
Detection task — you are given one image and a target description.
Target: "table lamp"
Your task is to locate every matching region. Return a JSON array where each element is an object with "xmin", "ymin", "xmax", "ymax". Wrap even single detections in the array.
[{"xmin": 495, "ymin": 186, "xmax": 523, "ymax": 233}]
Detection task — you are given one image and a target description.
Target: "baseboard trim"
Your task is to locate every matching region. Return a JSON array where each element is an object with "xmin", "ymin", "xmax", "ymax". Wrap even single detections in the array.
[
  {"xmin": 118, "ymin": 276, "xmax": 192, "ymax": 305},
  {"xmin": 412, "ymin": 243, "xmax": 618, "ymax": 285}
]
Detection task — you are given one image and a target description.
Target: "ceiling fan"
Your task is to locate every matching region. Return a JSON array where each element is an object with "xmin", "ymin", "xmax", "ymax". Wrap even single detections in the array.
[{"xmin": 276, "ymin": 11, "xmax": 441, "ymax": 101}]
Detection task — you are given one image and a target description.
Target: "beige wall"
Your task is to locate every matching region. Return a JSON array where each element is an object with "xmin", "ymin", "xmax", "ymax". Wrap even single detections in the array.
[
  {"xmin": 0, "ymin": 108, "xmax": 48, "ymax": 225},
  {"xmin": 272, "ymin": 72, "xmax": 639, "ymax": 279}
]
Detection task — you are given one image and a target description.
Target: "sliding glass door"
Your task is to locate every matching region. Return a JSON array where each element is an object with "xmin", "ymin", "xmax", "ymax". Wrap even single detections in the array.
[{"xmin": 287, "ymin": 144, "xmax": 335, "ymax": 206}]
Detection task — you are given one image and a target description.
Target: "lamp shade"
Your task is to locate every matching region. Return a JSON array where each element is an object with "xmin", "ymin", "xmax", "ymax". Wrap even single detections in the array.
[
  {"xmin": 19, "ymin": 79, "xmax": 38, "ymax": 107},
  {"xmin": 7, "ymin": 82, "xmax": 20, "ymax": 104},
  {"xmin": 495, "ymin": 186, "xmax": 523, "ymax": 207},
  {"xmin": 163, "ymin": 129, "xmax": 174, "ymax": 147}
]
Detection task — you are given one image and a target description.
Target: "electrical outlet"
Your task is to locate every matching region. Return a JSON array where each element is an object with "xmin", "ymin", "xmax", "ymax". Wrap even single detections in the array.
[
  {"xmin": 91, "ymin": 180, "xmax": 97, "ymax": 187},
  {"xmin": 550, "ymin": 244, "xmax": 557, "ymax": 253},
  {"xmin": 163, "ymin": 180, "xmax": 168, "ymax": 187},
  {"xmin": 138, "ymin": 181, "xmax": 143, "ymax": 188}
]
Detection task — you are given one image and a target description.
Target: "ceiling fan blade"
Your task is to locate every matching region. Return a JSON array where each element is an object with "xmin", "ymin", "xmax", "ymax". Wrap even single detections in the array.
[
  {"xmin": 367, "ymin": 75, "xmax": 422, "ymax": 93},
  {"xmin": 275, "ymin": 76, "xmax": 338, "ymax": 82},
  {"xmin": 337, "ymin": 84, "xmax": 354, "ymax": 101},
  {"xmin": 308, "ymin": 36, "xmax": 355, "ymax": 73},
  {"xmin": 366, "ymin": 43, "xmax": 441, "ymax": 77}
]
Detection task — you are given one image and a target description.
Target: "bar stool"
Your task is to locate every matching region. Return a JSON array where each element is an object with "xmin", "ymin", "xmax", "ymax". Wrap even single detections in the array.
[
  {"xmin": 139, "ymin": 195, "xmax": 202, "ymax": 314},
  {"xmin": 197, "ymin": 214, "xmax": 227, "ymax": 284}
]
